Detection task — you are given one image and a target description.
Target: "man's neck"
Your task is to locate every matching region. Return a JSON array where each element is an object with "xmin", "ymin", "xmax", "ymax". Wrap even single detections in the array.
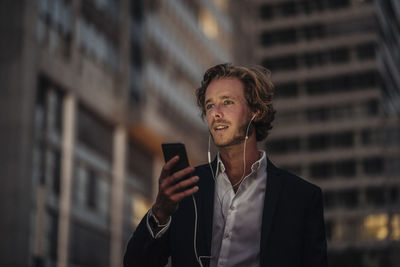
[{"xmin": 218, "ymin": 135, "xmax": 260, "ymax": 189}]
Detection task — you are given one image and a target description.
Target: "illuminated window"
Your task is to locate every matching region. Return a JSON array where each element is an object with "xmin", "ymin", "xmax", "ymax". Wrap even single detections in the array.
[
  {"xmin": 214, "ymin": 0, "xmax": 228, "ymax": 11},
  {"xmin": 363, "ymin": 214, "xmax": 389, "ymax": 241},
  {"xmin": 131, "ymin": 194, "xmax": 151, "ymax": 227},
  {"xmin": 391, "ymin": 215, "xmax": 400, "ymax": 240},
  {"xmin": 199, "ymin": 9, "xmax": 219, "ymax": 39},
  {"xmin": 330, "ymin": 219, "xmax": 361, "ymax": 242}
]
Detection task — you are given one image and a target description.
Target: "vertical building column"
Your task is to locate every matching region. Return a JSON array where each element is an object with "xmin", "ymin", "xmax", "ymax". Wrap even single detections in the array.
[
  {"xmin": 153, "ymin": 158, "xmax": 164, "ymax": 199},
  {"xmin": 110, "ymin": 125, "xmax": 127, "ymax": 267},
  {"xmin": 57, "ymin": 93, "xmax": 76, "ymax": 267}
]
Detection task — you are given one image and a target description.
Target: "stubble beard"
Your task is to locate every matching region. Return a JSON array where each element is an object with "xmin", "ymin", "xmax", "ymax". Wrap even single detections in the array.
[{"xmin": 211, "ymin": 122, "xmax": 254, "ymax": 148}]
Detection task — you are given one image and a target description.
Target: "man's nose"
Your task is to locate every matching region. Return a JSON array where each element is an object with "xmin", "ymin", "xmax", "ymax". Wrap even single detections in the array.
[{"xmin": 211, "ymin": 105, "xmax": 223, "ymax": 118}]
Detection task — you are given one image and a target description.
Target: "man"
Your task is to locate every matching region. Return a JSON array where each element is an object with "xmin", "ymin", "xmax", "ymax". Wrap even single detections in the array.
[{"xmin": 124, "ymin": 63, "xmax": 327, "ymax": 267}]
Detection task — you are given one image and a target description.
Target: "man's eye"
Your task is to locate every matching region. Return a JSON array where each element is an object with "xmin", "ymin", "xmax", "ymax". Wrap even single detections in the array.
[
  {"xmin": 206, "ymin": 104, "xmax": 214, "ymax": 110},
  {"xmin": 224, "ymin": 100, "xmax": 233, "ymax": 105}
]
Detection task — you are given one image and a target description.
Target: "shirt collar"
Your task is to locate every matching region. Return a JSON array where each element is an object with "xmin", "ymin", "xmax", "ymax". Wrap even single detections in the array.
[{"xmin": 216, "ymin": 150, "xmax": 266, "ymax": 177}]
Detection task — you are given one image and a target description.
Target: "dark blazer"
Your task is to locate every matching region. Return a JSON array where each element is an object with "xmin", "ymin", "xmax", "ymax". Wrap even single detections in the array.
[{"xmin": 124, "ymin": 158, "xmax": 327, "ymax": 267}]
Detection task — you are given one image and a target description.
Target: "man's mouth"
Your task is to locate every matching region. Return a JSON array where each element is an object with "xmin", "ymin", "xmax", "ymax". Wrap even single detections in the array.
[{"xmin": 214, "ymin": 125, "xmax": 229, "ymax": 131}]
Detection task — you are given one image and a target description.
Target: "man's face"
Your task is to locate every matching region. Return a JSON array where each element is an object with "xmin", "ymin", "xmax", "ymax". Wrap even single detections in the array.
[{"xmin": 204, "ymin": 78, "xmax": 253, "ymax": 148}]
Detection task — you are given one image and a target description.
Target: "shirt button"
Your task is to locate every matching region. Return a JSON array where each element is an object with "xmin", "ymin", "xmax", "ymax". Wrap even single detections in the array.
[
  {"xmin": 230, "ymin": 205, "xmax": 235, "ymax": 210},
  {"xmin": 224, "ymin": 233, "xmax": 230, "ymax": 238}
]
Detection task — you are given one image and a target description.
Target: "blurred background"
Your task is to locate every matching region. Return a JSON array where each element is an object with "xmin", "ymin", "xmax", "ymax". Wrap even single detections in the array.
[{"xmin": 0, "ymin": 0, "xmax": 399, "ymax": 266}]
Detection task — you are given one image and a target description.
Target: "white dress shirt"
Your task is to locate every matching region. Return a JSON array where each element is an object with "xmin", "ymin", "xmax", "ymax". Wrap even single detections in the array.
[
  {"xmin": 146, "ymin": 151, "xmax": 267, "ymax": 267},
  {"xmin": 210, "ymin": 151, "xmax": 267, "ymax": 267}
]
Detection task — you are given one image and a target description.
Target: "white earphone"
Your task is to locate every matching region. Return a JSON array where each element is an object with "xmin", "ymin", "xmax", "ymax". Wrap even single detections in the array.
[{"xmin": 194, "ymin": 112, "xmax": 257, "ymax": 266}]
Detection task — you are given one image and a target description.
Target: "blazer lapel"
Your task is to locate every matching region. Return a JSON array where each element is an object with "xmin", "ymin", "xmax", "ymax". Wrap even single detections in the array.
[
  {"xmin": 260, "ymin": 158, "xmax": 284, "ymax": 266},
  {"xmin": 195, "ymin": 159, "xmax": 217, "ymax": 266}
]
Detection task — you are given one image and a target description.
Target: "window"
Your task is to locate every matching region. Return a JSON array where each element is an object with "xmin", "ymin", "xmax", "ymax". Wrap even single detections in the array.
[
  {"xmin": 262, "ymin": 55, "xmax": 298, "ymax": 71},
  {"xmin": 299, "ymin": 0, "xmax": 325, "ymax": 14},
  {"xmin": 363, "ymin": 157, "xmax": 384, "ymax": 175},
  {"xmin": 337, "ymin": 189, "xmax": 358, "ymax": 208},
  {"xmin": 304, "ymin": 51, "xmax": 325, "ymax": 68},
  {"xmin": 386, "ymin": 156, "xmax": 400, "ymax": 177},
  {"xmin": 324, "ymin": 191, "xmax": 336, "ymax": 209},
  {"xmin": 364, "ymin": 99, "xmax": 379, "ymax": 116},
  {"xmin": 307, "ymin": 107, "xmax": 329, "ymax": 121},
  {"xmin": 279, "ymin": 28, "xmax": 298, "ymax": 43},
  {"xmin": 47, "ymin": 211, "xmax": 59, "ymax": 261},
  {"xmin": 46, "ymin": 149, "xmax": 61, "ymax": 196},
  {"xmin": 77, "ymin": 105, "xmax": 113, "ymax": 161},
  {"xmin": 278, "ymin": 111, "xmax": 301, "ymax": 123},
  {"xmin": 130, "ymin": 42, "xmax": 142, "ymax": 67},
  {"xmin": 332, "ymin": 104, "xmax": 353, "ymax": 119},
  {"xmin": 85, "ymin": 0, "xmax": 120, "ymax": 22},
  {"xmin": 130, "ymin": 0, "xmax": 143, "ymax": 22},
  {"xmin": 305, "ymin": 71, "xmax": 380, "ymax": 96},
  {"xmin": 361, "ymin": 128, "xmax": 382, "ymax": 145},
  {"xmin": 386, "ymin": 127, "xmax": 400, "ymax": 146},
  {"xmin": 260, "ymin": 28, "xmax": 297, "ymax": 47},
  {"xmin": 333, "ymin": 132, "xmax": 354, "ymax": 147},
  {"xmin": 128, "ymin": 140, "xmax": 154, "ymax": 193},
  {"xmin": 259, "ymin": 4, "xmax": 274, "ymax": 20},
  {"xmin": 268, "ymin": 137, "xmax": 300, "ymax": 154},
  {"xmin": 307, "ymin": 132, "xmax": 354, "ymax": 151},
  {"xmin": 366, "ymin": 187, "xmax": 386, "ymax": 206},
  {"xmin": 275, "ymin": 82, "xmax": 298, "ymax": 98},
  {"xmin": 356, "ymin": 42, "xmax": 376, "ymax": 60},
  {"xmin": 47, "ymin": 88, "xmax": 64, "ymax": 134},
  {"xmin": 302, "ymin": 24, "xmax": 326, "ymax": 40},
  {"xmin": 86, "ymin": 169, "xmax": 98, "ymax": 210},
  {"xmin": 308, "ymin": 134, "xmax": 329, "ymax": 151},
  {"xmin": 70, "ymin": 221, "xmax": 110, "ymax": 267},
  {"xmin": 329, "ymin": 47, "xmax": 350, "ymax": 63},
  {"xmin": 37, "ymin": 0, "xmax": 73, "ymax": 56},
  {"xmin": 328, "ymin": 0, "xmax": 350, "ymax": 9},
  {"xmin": 325, "ymin": 220, "xmax": 333, "ymax": 241},
  {"xmin": 199, "ymin": 8, "xmax": 219, "ymax": 39},
  {"xmin": 335, "ymin": 159, "xmax": 356, "ymax": 177},
  {"xmin": 77, "ymin": 18, "xmax": 119, "ymax": 70},
  {"xmin": 326, "ymin": 17, "xmax": 376, "ymax": 37},
  {"xmin": 310, "ymin": 162, "xmax": 332, "ymax": 179},
  {"xmin": 356, "ymin": 71, "xmax": 380, "ymax": 89},
  {"xmin": 389, "ymin": 187, "xmax": 399, "ymax": 204},
  {"xmin": 328, "ymin": 249, "xmax": 363, "ymax": 266},
  {"xmin": 278, "ymin": 1, "xmax": 297, "ymax": 17},
  {"xmin": 52, "ymin": 150, "xmax": 61, "ymax": 195}
]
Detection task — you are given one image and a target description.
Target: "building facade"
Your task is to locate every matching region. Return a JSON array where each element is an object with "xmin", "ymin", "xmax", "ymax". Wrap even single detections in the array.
[
  {"xmin": 231, "ymin": 0, "xmax": 400, "ymax": 266},
  {"xmin": 0, "ymin": 0, "xmax": 231, "ymax": 267}
]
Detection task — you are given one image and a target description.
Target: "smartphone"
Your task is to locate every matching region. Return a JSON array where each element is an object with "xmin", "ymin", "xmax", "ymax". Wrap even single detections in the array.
[{"xmin": 161, "ymin": 142, "xmax": 190, "ymax": 175}]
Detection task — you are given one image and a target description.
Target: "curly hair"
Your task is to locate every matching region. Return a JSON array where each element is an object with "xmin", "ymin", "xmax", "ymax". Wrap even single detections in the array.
[{"xmin": 196, "ymin": 63, "xmax": 276, "ymax": 141}]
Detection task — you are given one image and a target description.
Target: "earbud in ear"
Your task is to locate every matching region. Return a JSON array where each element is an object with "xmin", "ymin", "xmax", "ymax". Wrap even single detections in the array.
[{"xmin": 245, "ymin": 114, "xmax": 257, "ymax": 140}]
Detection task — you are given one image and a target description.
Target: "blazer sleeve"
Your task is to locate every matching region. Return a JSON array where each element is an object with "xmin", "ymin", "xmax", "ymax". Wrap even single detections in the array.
[
  {"xmin": 303, "ymin": 187, "xmax": 328, "ymax": 267},
  {"xmin": 123, "ymin": 214, "xmax": 170, "ymax": 267}
]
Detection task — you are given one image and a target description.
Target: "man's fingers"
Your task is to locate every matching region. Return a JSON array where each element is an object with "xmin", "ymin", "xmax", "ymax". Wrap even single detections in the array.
[
  {"xmin": 171, "ymin": 185, "xmax": 199, "ymax": 203},
  {"xmin": 160, "ymin": 156, "xmax": 180, "ymax": 178},
  {"xmin": 167, "ymin": 176, "xmax": 199, "ymax": 194},
  {"xmin": 163, "ymin": 166, "xmax": 195, "ymax": 187}
]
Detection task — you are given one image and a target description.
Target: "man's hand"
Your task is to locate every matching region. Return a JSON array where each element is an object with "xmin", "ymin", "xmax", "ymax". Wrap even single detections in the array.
[{"xmin": 152, "ymin": 156, "xmax": 199, "ymax": 224}]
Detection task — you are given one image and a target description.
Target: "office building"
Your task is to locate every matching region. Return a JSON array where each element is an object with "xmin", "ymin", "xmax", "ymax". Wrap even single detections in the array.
[
  {"xmin": 230, "ymin": 0, "xmax": 400, "ymax": 266},
  {"xmin": 0, "ymin": 0, "xmax": 231, "ymax": 266}
]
